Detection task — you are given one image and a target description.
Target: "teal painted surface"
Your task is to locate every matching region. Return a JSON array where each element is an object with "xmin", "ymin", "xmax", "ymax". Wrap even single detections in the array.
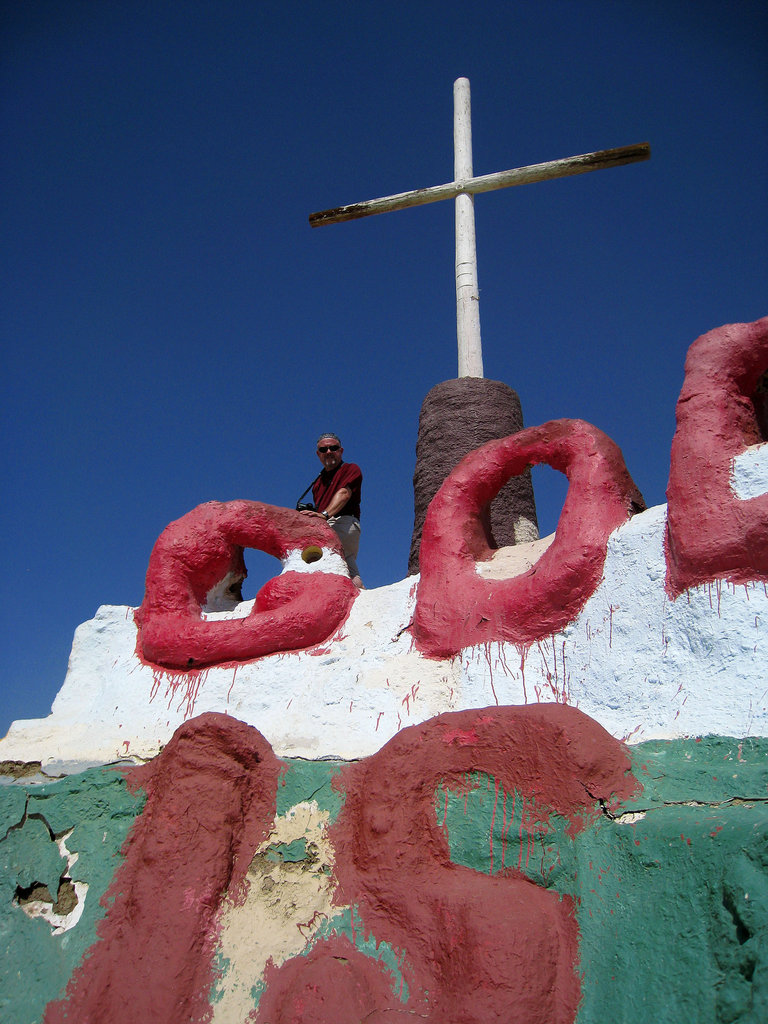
[
  {"xmin": 269, "ymin": 760, "xmax": 408, "ymax": 1000},
  {"xmin": 3, "ymin": 742, "xmax": 767, "ymax": 1023},
  {"xmin": 266, "ymin": 837, "xmax": 308, "ymax": 863},
  {"xmin": 313, "ymin": 906, "xmax": 411, "ymax": 1003},
  {"xmin": 0, "ymin": 768, "xmax": 145, "ymax": 1024},
  {"xmin": 439, "ymin": 737, "xmax": 768, "ymax": 1024},
  {"xmin": 276, "ymin": 757, "xmax": 345, "ymax": 819},
  {"xmin": 210, "ymin": 758, "xmax": 346, "ymax": 1011},
  {"xmin": 214, "ymin": 759, "xmax": 409, "ymax": 1013}
]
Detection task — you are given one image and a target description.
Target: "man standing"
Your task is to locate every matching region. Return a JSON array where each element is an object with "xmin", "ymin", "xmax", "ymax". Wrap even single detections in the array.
[{"xmin": 301, "ymin": 433, "xmax": 363, "ymax": 588}]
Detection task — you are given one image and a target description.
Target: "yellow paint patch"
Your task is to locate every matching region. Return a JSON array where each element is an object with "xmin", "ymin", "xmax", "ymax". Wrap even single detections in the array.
[
  {"xmin": 475, "ymin": 532, "xmax": 555, "ymax": 579},
  {"xmin": 213, "ymin": 801, "xmax": 346, "ymax": 1022}
]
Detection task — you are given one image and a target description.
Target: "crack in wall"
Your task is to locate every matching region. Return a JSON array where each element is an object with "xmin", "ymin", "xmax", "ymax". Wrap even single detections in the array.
[
  {"xmin": 614, "ymin": 796, "xmax": 768, "ymax": 825},
  {"xmin": 1, "ymin": 802, "xmax": 88, "ymax": 934}
]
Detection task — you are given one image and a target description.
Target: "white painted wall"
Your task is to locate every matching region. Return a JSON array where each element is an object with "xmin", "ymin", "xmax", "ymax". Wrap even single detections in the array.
[{"xmin": 2, "ymin": 500, "xmax": 767, "ymax": 775}]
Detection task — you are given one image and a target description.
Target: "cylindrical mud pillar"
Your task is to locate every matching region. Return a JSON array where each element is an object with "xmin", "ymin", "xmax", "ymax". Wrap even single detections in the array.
[{"xmin": 409, "ymin": 378, "xmax": 539, "ymax": 574}]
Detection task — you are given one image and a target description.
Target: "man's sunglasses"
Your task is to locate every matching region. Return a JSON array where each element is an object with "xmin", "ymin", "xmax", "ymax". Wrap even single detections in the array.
[{"xmin": 318, "ymin": 444, "xmax": 340, "ymax": 453}]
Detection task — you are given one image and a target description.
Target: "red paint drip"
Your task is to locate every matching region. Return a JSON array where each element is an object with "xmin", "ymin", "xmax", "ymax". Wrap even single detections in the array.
[
  {"xmin": 483, "ymin": 643, "xmax": 499, "ymax": 705},
  {"xmin": 489, "ymin": 777, "xmax": 500, "ymax": 873},
  {"xmin": 413, "ymin": 419, "xmax": 645, "ymax": 657},
  {"xmin": 271, "ymin": 704, "xmax": 637, "ymax": 1024},
  {"xmin": 501, "ymin": 789, "xmax": 516, "ymax": 870},
  {"xmin": 227, "ymin": 665, "xmax": 238, "ymax": 703},
  {"xmin": 608, "ymin": 605, "xmax": 618, "ymax": 649},
  {"xmin": 149, "ymin": 665, "xmax": 210, "ymax": 720}
]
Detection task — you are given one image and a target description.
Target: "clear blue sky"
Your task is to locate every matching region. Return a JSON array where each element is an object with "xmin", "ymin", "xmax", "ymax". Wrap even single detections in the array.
[{"xmin": 1, "ymin": 1, "xmax": 766, "ymax": 738}]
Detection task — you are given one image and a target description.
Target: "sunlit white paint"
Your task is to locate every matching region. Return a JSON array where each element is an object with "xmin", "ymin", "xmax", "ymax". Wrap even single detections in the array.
[
  {"xmin": 731, "ymin": 442, "xmax": 768, "ymax": 500},
  {"xmin": 2, "ymin": 502, "xmax": 767, "ymax": 774}
]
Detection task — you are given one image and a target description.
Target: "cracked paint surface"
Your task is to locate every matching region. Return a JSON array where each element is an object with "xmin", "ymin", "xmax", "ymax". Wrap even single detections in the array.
[
  {"xmin": 2, "ymin": 724, "xmax": 768, "ymax": 1022},
  {"xmin": 440, "ymin": 735, "xmax": 768, "ymax": 1023},
  {"xmin": 272, "ymin": 704, "xmax": 637, "ymax": 1024},
  {"xmin": 212, "ymin": 798, "xmax": 341, "ymax": 1022},
  {"xmin": 43, "ymin": 713, "xmax": 282, "ymax": 1024},
  {"xmin": 0, "ymin": 766, "xmax": 144, "ymax": 1024}
]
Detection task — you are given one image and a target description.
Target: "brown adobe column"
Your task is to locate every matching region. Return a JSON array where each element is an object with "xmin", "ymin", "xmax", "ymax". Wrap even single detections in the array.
[{"xmin": 408, "ymin": 378, "xmax": 539, "ymax": 574}]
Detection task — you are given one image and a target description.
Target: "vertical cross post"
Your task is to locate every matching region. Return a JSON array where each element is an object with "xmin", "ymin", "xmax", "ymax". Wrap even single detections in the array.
[
  {"xmin": 309, "ymin": 82, "xmax": 649, "ymax": 382},
  {"xmin": 309, "ymin": 86, "xmax": 650, "ymax": 571},
  {"xmin": 454, "ymin": 78, "xmax": 483, "ymax": 378}
]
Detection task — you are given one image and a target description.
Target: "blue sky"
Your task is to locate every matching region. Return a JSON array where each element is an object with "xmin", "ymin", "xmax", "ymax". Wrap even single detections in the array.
[{"xmin": 1, "ymin": 1, "xmax": 766, "ymax": 737}]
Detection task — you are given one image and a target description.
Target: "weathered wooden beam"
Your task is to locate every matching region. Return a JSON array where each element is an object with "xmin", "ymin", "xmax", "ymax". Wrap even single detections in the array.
[
  {"xmin": 308, "ymin": 142, "xmax": 650, "ymax": 228},
  {"xmin": 454, "ymin": 77, "xmax": 483, "ymax": 378}
]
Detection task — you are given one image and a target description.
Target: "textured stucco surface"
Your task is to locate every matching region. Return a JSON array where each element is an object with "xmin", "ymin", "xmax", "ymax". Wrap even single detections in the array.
[
  {"xmin": 3, "ymin": 495, "xmax": 768, "ymax": 772},
  {"xmin": 5, "ymin": 319, "xmax": 768, "ymax": 769},
  {"xmin": 136, "ymin": 499, "xmax": 357, "ymax": 668},
  {"xmin": 3, "ymin": 724, "xmax": 767, "ymax": 1023},
  {"xmin": 3, "ymin": 317, "xmax": 768, "ymax": 1021},
  {"xmin": 409, "ymin": 377, "xmax": 539, "ymax": 573},
  {"xmin": 43, "ymin": 714, "xmax": 282, "ymax": 1024},
  {"xmin": 441, "ymin": 735, "xmax": 768, "ymax": 1024},
  {"xmin": 0, "ymin": 768, "xmax": 144, "ymax": 1024},
  {"xmin": 413, "ymin": 418, "xmax": 645, "ymax": 656},
  {"xmin": 666, "ymin": 316, "xmax": 768, "ymax": 594}
]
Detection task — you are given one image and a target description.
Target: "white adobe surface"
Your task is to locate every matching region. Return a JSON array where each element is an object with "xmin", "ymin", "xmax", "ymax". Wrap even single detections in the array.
[
  {"xmin": 731, "ymin": 442, "xmax": 768, "ymax": 499},
  {"xmin": 2, "ymin": 501, "xmax": 767, "ymax": 774}
]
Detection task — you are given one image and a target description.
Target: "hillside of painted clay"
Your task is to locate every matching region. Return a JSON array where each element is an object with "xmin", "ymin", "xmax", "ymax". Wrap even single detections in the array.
[{"xmin": 2, "ymin": 317, "xmax": 768, "ymax": 1023}]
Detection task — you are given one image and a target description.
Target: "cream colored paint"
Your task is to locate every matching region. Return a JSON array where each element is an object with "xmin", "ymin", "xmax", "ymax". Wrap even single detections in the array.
[
  {"xmin": 475, "ymin": 532, "xmax": 556, "ymax": 579},
  {"xmin": 213, "ymin": 801, "xmax": 346, "ymax": 1023}
]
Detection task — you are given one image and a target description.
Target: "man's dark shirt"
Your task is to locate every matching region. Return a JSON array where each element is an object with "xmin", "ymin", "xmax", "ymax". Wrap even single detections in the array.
[{"xmin": 312, "ymin": 462, "xmax": 362, "ymax": 518}]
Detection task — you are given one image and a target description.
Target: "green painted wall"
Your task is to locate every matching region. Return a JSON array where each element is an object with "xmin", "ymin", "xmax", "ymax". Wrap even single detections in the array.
[
  {"xmin": 439, "ymin": 736, "xmax": 768, "ymax": 1023},
  {"xmin": 2, "ymin": 738, "xmax": 767, "ymax": 1023},
  {"xmin": 0, "ymin": 768, "xmax": 145, "ymax": 1023}
]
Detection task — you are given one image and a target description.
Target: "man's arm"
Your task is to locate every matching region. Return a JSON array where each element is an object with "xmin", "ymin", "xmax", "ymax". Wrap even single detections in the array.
[
  {"xmin": 301, "ymin": 487, "xmax": 351, "ymax": 520},
  {"xmin": 323, "ymin": 486, "xmax": 352, "ymax": 518}
]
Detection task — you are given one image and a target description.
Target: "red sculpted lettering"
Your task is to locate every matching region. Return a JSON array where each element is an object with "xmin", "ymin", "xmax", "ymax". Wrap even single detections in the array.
[
  {"xmin": 666, "ymin": 317, "xmax": 768, "ymax": 595},
  {"xmin": 136, "ymin": 500, "xmax": 357, "ymax": 668},
  {"xmin": 45, "ymin": 713, "xmax": 282, "ymax": 1024},
  {"xmin": 413, "ymin": 420, "xmax": 644, "ymax": 657},
  {"xmin": 258, "ymin": 704, "xmax": 639, "ymax": 1023}
]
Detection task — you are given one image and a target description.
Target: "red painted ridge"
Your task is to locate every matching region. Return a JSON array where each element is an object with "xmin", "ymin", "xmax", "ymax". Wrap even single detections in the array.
[
  {"xmin": 665, "ymin": 316, "xmax": 768, "ymax": 595},
  {"xmin": 44, "ymin": 713, "xmax": 282, "ymax": 1024},
  {"xmin": 413, "ymin": 419, "xmax": 644, "ymax": 658},
  {"xmin": 253, "ymin": 934, "xmax": 405, "ymax": 1023},
  {"xmin": 136, "ymin": 500, "xmax": 357, "ymax": 668},
  {"xmin": 260, "ymin": 704, "xmax": 639, "ymax": 1024}
]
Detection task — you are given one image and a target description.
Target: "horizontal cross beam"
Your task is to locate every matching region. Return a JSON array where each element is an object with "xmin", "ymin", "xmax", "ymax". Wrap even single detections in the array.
[{"xmin": 309, "ymin": 142, "xmax": 650, "ymax": 228}]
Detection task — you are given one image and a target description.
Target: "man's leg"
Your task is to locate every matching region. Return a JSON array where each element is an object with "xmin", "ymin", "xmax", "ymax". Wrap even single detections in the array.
[{"xmin": 330, "ymin": 515, "xmax": 363, "ymax": 588}]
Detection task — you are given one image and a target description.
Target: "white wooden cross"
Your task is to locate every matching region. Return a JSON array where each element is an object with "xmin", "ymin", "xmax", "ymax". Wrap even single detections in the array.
[{"xmin": 310, "ymin": 78, "xmax": 650, "ymax": 379}]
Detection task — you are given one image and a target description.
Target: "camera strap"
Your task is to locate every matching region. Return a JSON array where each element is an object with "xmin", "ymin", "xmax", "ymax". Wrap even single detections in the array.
[{"xmin": 296, "ymin": 475, "xmax": 320, "ymax": 506}]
